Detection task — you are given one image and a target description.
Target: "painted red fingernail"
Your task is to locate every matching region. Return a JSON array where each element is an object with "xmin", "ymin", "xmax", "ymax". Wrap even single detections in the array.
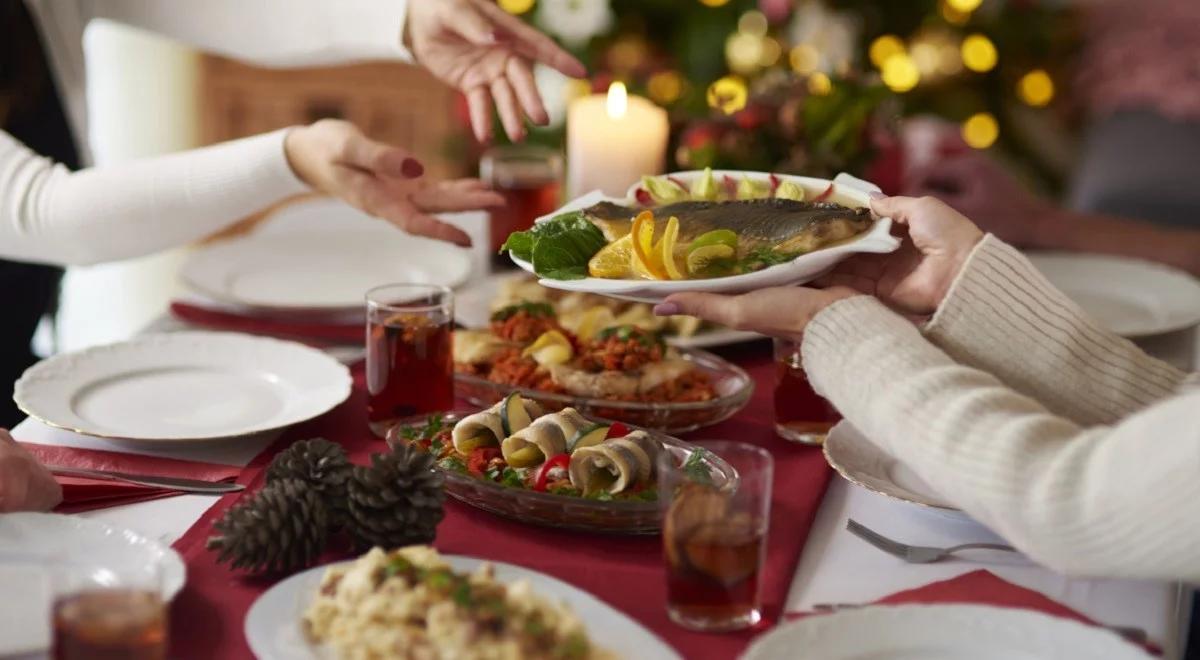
[
  {"xmin": 490, "ymin": 29, "xmax": 511, "ymax": 43},
  {"xmin": 401, "ymin": 158, "xmax": 424, "ymax": 178}
]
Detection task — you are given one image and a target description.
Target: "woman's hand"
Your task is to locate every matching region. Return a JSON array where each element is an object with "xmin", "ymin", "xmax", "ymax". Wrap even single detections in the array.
[
  {"xmin": 285, "ymin": 119, "xmax": 503, "ymax": 246},
  {"xmin": 904, "ymin": 151, "xmax": 1055, "ymax": 248},
  {"xmin": 652, "ymin": 286, "xmax": 860, "ymax": 343},
  {"xmin": 0, "ymin": 430, "xmax": 61, "ymax": 512},
  {"xmin": 406, "ymin": 0, "xmax": 588, "ymax": 143},
  {"xmin": 821, "ymin": 195, "xmax": 984, "ymax": 318}
]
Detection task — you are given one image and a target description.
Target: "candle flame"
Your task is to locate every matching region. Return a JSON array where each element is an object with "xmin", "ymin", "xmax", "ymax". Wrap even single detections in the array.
[{"xmin": 606, "ymin": 82, "xmax": 628, "ymax": 119}]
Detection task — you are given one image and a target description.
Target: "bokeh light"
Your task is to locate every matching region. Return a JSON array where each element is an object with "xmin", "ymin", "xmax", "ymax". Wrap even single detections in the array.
[
  {"xmin": 698, "ymin": 0, "xmax": 731, "ymax": 6},
  {"xmin": 868, "ymin": 35, "xmax": 905, "ymax": 69},
  {"xmin": 726, "ymin": 32, "xmax": 765, "ymax": 74},
  {"xmin": 961, "ymin": 33, "xmax": 997, "ymax": 73},
  {"xmin": 881, "ymin": 54, "xmax": 920, "ymax": 92},
  {"xmin": 789, "ymin": 43, "xmax": 820, "ymax": 75},
  {"xmin": 1017, "ymin": 69, "xmax": 1055, "ymax": 107},
  {"xmin": 707, "ymin": 75, "xmax": 749, "ymax": 115},
  {"xmin": 759, "ymin": 37, "xmax": 782, "ymax": 67},
  {"xmin": 647, "ymin": 70, "xmax": 685, "ymax": 104},
  {"xmin": 940, "ymin": 0, "xmax": 970, "ymax": 26},
  {"xmin": 946, "ymin": 0, "xmax": 982, "ymax": 12},
  {"xmin": 962, "ymin": 112, "xmax": 999, "ymax": 149},
  {"xmin": 498, "ymin": 0, "xmax": 535, "ymax": 15},
  {"xmin": 738, "ymin": 10, "xmax": 769, "ymax": 37},
  {"xmin": 807, "ymin": 72, "xmax": 832, "ymax": 96}
]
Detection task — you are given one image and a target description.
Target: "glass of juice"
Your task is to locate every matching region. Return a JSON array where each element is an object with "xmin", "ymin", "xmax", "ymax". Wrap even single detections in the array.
[
  {"xmin": 480, "ymin": 145, "xmax": 563, "ymax": 267},
  {"xmin": 773, "ymin": 338, "xmax": 841, "ymax": 445},
  {"xmin": 659, "ymin": 441, "xmax": 773, "ymax": 632},
  {"xmin": 51, "ymin": 561, "xmax": 166, "ymax": 660},
  {"xmin": 365, "ymin": 283, "xmax": 455, "ymax": 437}
]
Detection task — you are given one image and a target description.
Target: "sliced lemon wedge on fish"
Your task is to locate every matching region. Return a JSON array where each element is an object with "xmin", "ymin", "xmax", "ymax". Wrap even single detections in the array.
[
  {"xmin": 659, "ymin": 216, "xmax": 685, "ymax": 280},
  {"xmin": 522, "ymin": 330, "xmax": 573, "ymax": 366},
  {"xmin": 631, "ymin": 211, "xmax": 669, "ymax": 280},
  {"xmin": 687, "ymin": 244, "xmax": 736, "ymax": 276},
  {"xmin": 588, "ymin": 234, "xmax": 634, "ymax": 279}
]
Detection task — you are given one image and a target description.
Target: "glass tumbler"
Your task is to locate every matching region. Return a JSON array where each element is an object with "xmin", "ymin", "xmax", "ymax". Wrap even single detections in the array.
[
  {"xmin": 773, "ymin": 338, "xmax": 841, "ymax": 445},
  {"xmin": 51, "ymin": 560, "xmax": 166, "ymax": 660}
]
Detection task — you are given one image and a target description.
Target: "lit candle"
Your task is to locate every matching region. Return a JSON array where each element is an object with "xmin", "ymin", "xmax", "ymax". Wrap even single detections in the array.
[{"xmin": 567, "ymin": 82, "xmax": 669, "ymax": 198}]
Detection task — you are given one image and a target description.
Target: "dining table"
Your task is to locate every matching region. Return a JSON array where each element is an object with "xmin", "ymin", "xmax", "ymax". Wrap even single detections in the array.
[{"xmin": 9, "ymin": 295, "xmax": 1196, "ymax": 659}]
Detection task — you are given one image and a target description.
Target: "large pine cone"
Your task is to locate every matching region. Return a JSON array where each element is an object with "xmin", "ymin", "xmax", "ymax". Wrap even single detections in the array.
[
  {"xmin": 206, "ymin": 478, "xmax": 330, "ymax": 574},
  {"xmin": 266, "ymin": 438, "xmax": 353, "ymax": 526},
  {"xmin": 347, "ymin": 444, "xmax": 445, "ymax": 549}
]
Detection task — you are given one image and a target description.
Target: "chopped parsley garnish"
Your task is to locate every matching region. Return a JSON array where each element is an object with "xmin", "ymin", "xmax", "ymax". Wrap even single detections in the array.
[
  {"xmin": 438, "ymin": 456, "xmax": 467, "ymax": 473},
  {"xmin": 738, "ymin": 247, "xmax": 802, "ymax": 272},
  {"xmin": 383, "ymin": 555, "xmax": 413, "ymax": 578},
  {"xmin": 452, "ymin": 581, "xmax": 473, "ymax": 607},
  {"xmin": 500, "ymin": 467, "xmax": 525, "ymax": 488},
  {"xmin": 596, "ymin": 324, "xmax": 664, "ymax": 349},
  {"xmin": 682, "ymin": 449, "xmax": 714, "ymax": 485},
  {"xmin": 585, "ymin": 490, "xmax": 614, "ymax": 502},
  {"xmin": 401, "ymin": 413, "xmax": 445, "ymax": 442},
  {"xmin": 490, "ymin": 301, "xmax": 556, "ymax": 322}
]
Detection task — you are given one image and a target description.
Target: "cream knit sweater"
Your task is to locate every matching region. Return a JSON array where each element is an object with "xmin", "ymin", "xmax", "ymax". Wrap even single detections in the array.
[{"xmin": 802, "ymin": 235, "xmax": 1199, "ymax": 581}]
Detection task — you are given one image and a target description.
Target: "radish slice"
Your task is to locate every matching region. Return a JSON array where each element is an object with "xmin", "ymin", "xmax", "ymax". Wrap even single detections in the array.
[
  {"xmin": 721, "ymin": 175, "xmax": 738, "ymax": 199},
  {"xmin": 815, "ymin": 183, "xmax": 835, "ymax": 201},
  {"xmin": 667, "ymin": 176, "xmax": 689, "ymax": 192},
  {"xmin": 768, "ymin": 173, "xmax": 781, "ymax": 196},
  {"xmin": 635, "ymin": 188, "xmax": 653, "ymax": 206}
]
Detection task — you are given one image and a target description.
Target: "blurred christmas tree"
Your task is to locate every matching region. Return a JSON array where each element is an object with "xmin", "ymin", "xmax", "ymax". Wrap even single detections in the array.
[{"xmin": 483, "ymin": 0, "xmax": 1078, "ymax": 192}]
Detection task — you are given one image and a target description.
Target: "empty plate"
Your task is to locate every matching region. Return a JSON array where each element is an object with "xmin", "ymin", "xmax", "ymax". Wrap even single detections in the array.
[
  {"xmin": 823, "ymin": 422, "xmax": 965, "ymax": 519},
  {"xmin": 743, "ymin": 604, "xmax": 1152, "ymax": 660},
  {"xmin": 181, "ymin": 228, "xmax": 472, "ymax": 313},
  {"xmin": 1026, "ymin": 252, "xmax": 1200, "ymax": 337},
  {"xmin": 15, "ymin": 332, "xmax": 351, "ymax": 442}
]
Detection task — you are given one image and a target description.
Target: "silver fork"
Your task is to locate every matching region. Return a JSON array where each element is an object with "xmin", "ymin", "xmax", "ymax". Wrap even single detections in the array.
[{"xmin": 847, "ymin": 519, "xmax": 1016, "ymax": 563}]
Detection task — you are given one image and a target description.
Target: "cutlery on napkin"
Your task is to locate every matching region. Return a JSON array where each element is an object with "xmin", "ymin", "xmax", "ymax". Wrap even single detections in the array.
[{"xmin": 47, "ymin": 465, "xmax": 243, "ymax": 494}]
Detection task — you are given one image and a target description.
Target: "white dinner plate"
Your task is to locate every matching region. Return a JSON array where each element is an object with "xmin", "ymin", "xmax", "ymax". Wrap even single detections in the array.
[
  {"xmin": 454, "ymin": 271, "xmax": 762, "ymax": 348},
  {"xmin": 511, "ymin": 171, "xmax": 901, "ymax": 303},
  {"xmin": 0, "ymin": 513, "xmax": 186, "ymax": 656},
  {"xmin": 741, "ymin": 604, "xmax": 1152, "ymax": 659},
  {"xmin": 181, "ymin": 227, "xmax": 472, "ymax": 314},
  {"xmin": 245, "ymin": 554, "xmax": 680, "ymax": 660},
  {"xmin": 1026, "ymin": 252, "xmax": 1200, "ymax": 337},
  {"xmin": 823, "ymin": 422, "xmax": 966, "ymax": 519},
  {"xmin": 15, "ymin": 332, "xmax": 352, "ymax": 442}
]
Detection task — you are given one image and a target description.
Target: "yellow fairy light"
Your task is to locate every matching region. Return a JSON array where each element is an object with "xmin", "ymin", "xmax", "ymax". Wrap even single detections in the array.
[
  {"xmin": 706, "ymin": 75, "xmax": 748, "ymax": 115},
  {"xmin": 789, "ymin": 43, "xmax": 820, "ymax": 75},
  {"xmin": 498, "ymin": 0, "xmax": 535, "ymax": 15},
  {"xmin": 911, "ymin": 41, "xmax": 941, "ymax": 75},
  {"xmin": 868, "ymin": 35, "xmax": 905, "ymax": 69},
  {"xmin": 1018, "ymin": 69, "xmax": 1055, "ymax": 107},
  {"xmin": 946, "ymin": 0, "xmax": 982, "ymax": 12},
  {"xmin": 962, "ymin": 112, "xmax": 999, "ymax": 149},
  {"xmin": 881, "ymin": 53, "xmax": 920, "ymax": 92},
  {"xmin": 738, "ymin": 10, "xmax": 769, "ymax": 37},
  {"xmin": 940, "ymin": 0, "xmax": 970, "ymax": 26},
  {"xmin": 807, "ymin": 72, "xmax": 832, "ymax": 96},
  {"xmin": 647, "ymin": 70, "xmax": 684, "ymax": 105},
  {"xmin": 759, "ymin": 37, "xmax": 782, "ymax": 67},
  {"xmin": 961, "ymin": 33, "xmax": 997, "ymax": 73},
  {"xmin": 698, "ymin": 0, "xmax": 730, "ymax": 6},
  {"xmin": 726, "ymin": 32, "xmax": 764, "ymax": 74}
]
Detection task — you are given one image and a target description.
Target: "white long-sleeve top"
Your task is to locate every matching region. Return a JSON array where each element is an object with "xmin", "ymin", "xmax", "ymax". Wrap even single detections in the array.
[
  {"xmin": 802, "ymin": 235, "xmax": 1200, "ymax": 581},
  {"xmin": 1, "ymin": 1, "xmax": 412, "ymax": 266}
]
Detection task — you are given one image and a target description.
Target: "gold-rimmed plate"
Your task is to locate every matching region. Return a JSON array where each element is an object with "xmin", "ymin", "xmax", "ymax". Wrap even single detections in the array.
[{"xmin": 823, "ymin": 421, "xmax": 968, "ymax": 519}]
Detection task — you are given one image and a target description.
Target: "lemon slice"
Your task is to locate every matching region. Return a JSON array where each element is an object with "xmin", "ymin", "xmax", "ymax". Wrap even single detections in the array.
[
  {"xmin": 687, "ymin": 229, "xmax": 738, "ymax": 253},
  {"xmin": 659, "ymin": 216, "xmax": 685, "ymax": 280},
  {"xmin": 573, "ymin": 306, "xmax": 617, "ymax": 341},
  {"xmin": 588, "ymin": 234, "xmax": 634, "ymax": 279},
  {"xmin": 686, "ymin": 244, "xmax": 736, "ymax": 276},
  {"xmin": 522, "ymin": 330, "xmax": 574, "ymax": 366},
  {"xmin": 631, "ymin": 211, "xmax": 668, "ymax": 280}
]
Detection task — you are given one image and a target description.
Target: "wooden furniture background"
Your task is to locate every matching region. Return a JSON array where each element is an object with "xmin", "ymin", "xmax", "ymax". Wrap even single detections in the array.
[{"xmin": 198, "ymin": 56, "xmax": 470, "ymax": 238}]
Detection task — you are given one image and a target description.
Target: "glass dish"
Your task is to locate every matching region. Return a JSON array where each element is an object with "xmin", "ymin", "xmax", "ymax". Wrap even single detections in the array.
[
  {"xmin": 454, "ymin": 348, "xmax": 753, "ymax": 434},
  {"xmin": 387, "ymin": 411, "xmax": 736, "ymax": 535}
]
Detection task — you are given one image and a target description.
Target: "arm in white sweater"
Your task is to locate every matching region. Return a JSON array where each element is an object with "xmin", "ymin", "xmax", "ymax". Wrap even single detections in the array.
[
  {"xmin": 803, "ymin": 295, "xmax": 1200, "ymax": 581},
  {"xmin": 923, "ymin": 236, "xmax": 1190, "ymax": 425},
  {"xmin": 0, "ymin": 129, "xmax": 306, "ymax": 266},
  {"xmin": 78, "ymin": 0, "xmax": 411, "ymax": 66}
]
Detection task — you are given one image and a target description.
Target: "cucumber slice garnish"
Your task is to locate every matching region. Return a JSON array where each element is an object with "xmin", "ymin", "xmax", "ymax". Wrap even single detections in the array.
[
  {"xmin": 500, "ymin": 392, "xmax": 531, "ymax": 436},
  {"xmin": 568, "ymin": 424, "xmax": 610, "ymax": 453}
]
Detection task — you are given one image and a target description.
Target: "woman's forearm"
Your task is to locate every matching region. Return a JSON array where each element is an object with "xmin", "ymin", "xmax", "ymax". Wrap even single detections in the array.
[
  {"xmin": 83, "ymin": 0, "xmax": 411, "ymax": 66},
  {"xmin": 804, "ymin": 296, "xmax": 1200, "ymax": 581},
  {"xmin": 1031, "ymin": 206, "xmax": 1200, "ymax": 277},
  {"xmin": 0, "ymin": 129, "xmax": 306, "ymax": 266}
]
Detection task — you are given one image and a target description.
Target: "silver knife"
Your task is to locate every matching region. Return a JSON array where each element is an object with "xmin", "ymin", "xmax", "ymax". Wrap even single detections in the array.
[{"xmin": 48, "ymin": 465, "xmax": 245, "ymax": 495}]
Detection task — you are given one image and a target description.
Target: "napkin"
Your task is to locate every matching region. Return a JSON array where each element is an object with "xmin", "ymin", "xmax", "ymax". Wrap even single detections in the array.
[
  {"xmin": 790, "ymin": 570, "xmax": 1160, "ymax": 655},
  {"xmin": 20, "ymin": 442, "xmax": 241, "ymax": 513},
  {"xmin": 170, "ymin": 302, "xmax": 362, "ymax": 344}
]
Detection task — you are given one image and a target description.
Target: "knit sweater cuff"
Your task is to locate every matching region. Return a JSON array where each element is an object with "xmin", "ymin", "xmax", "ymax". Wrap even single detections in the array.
[{"xmin": 923, "ymin": 235, "xmax": 1185, "ymax": 422}]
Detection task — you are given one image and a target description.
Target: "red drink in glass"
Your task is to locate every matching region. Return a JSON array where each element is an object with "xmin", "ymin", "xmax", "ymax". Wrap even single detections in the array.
[
  {"xmin": 53, "ymin": 590, "xmax": 166, "ymax": 660},
  {"xmin": 366, "ymin": 284, "xmax": 454, "ymax": 436},
  {"xmin": 773, "ymin": 338, "xmax": 840, "ymax": 444},
  {"xmin": 481, "ymin": 145, "xmax": 563, "ymax": 265}
]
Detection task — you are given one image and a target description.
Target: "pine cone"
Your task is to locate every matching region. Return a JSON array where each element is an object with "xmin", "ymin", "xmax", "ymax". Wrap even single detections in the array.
[
  {"xmin": 266, "ymin": 438, "xmax": 353, "ymax": 526},
  {"xmin": 206, "ymin": 478, "xmax": 330, "ymax": 574},
  {"xmin": 347, "ymin": 444, "xmax": 445, "ymax": 550}
]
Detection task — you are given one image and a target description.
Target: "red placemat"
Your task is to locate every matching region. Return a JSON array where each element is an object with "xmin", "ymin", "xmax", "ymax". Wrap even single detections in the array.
[
  {"xmin": 786, "ymin": 570, "xmax": 1160, "ymax": 655},
  {"xmin": 170, "ymin": 302, "xmax": 361, "ymax": 344},
  {"xmin": 168, "ymin": 344, "xmax": 831, "ymax": 659},
  {"xmin": 19, "ymin": 442, "xmax": 241, "ymax": 514}
]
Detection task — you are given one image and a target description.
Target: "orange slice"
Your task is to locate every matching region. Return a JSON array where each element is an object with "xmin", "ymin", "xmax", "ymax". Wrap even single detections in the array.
[{"xmin": 631, "ymin": 211, "xmax": 668, "ymax": 280}]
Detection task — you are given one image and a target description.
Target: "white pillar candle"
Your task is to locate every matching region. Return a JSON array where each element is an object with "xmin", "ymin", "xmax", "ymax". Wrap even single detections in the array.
[{"xmin": 566, "ymin": 82, "xmax": 669, "ymax": 198}]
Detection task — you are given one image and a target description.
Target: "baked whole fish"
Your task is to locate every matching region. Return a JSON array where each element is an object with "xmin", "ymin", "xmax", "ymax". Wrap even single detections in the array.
[{"xmin": 583, "ymin": 199, "xmax": 873, "ymax": 258}]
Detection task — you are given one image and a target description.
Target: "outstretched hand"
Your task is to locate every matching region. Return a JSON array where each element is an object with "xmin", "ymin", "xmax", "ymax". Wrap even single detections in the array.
[
  {"xmin": 406, "ymin": 0, "xmax": 588, "ymax": 143},
  {"xmin": 0, "ymin": 429, "xmax": 61, "ymax": 512},
  {"xmin": 285, "ymin": 119, "xmax": 503, "ymax": 246},
  {"xmin": 653, "ymin": 286, "xmax": 859, "ymax": 343}
]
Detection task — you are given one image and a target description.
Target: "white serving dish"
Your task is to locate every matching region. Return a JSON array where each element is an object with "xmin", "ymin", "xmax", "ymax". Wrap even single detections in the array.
[{"xmin": 510, "ymin": 171, "xmax": 900, "ymax": 303}]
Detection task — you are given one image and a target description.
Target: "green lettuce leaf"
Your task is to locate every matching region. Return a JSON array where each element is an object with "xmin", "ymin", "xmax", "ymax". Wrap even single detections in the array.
[{"xmin": 501, "ymin": 212, "xmax": 606, "ymax": 280}]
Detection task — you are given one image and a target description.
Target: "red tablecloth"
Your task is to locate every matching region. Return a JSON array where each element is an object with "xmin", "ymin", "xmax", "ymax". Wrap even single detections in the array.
[{"xmin": 168, "ymin": 342, "xmax": 832, "ymax": 659}]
